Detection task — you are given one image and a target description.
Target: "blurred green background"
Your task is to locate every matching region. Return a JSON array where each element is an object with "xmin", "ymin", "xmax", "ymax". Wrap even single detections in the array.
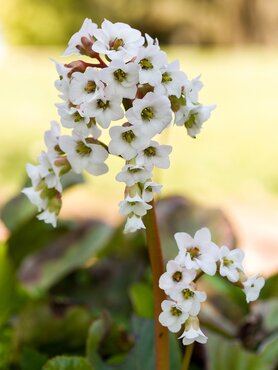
[{"xmin": 0, "ymin": 0, "xmax": 277, "ymax": 276}]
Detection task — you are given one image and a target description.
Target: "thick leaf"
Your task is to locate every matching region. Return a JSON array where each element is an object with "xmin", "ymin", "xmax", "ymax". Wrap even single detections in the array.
[
  {"xmin": 20, "ymin": 347, "xmax": 48, "ymax": 370},
  {"xmin": 129, "ymin": 282, "xmax": 154, "ymax": 318},
  {"xmin": 86, "ymin": 316, "xmax": 181, "ymax": 370},
  {"xmin": 43, "ymin": 356, "xmax": 92, "ymax": 370},
  {"xmin": 206, "ymin": 331, "xmax": 269, "ymax": 370},
  {"xmin": 17, "ymin": 222, "xmax": 113, "ymax": 292}
]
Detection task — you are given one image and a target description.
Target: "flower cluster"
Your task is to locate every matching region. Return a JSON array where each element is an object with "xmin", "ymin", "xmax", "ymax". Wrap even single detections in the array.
[
  {"xmin": 22, "ymin": 18, "xmax": 214, "ymax": 229},
  {"xmin": 159, "ymin": 227, "xmax": 265, "ymax": 345}
]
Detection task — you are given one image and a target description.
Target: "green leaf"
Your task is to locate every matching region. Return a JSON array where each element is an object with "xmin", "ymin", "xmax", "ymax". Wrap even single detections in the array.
[
  {"xmin": 129, "ymin": 282, "xmax": 154, "ymax": 318},
  {"xmin": 86, "ymin": 316, "xmax": 181, "ymax": 370},
  {"xmin": 0, "ymin": 326, "xmax": 13, "ymax": 369},
  {"xmin": 20, "ymin": 347, "xmax": 48, "ymax": 370},
  {"xmin": 43, "ymin": 356, "xmax": 92, "ymax": 370},
  {"xmin": 260, "ymin": 333, "xmax": 278, "ymax": 367},
  {"xmin": 206, "ymin": 331, "xmax": 269, "ymax": 370},
  {"xmin": 260, "ymin": 274, "xmax": 278, "ymax": 299}
]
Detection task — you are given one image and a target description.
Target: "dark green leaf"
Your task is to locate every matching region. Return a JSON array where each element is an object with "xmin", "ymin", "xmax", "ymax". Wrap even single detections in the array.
[
  {"xmin": 43, "ymin": 356, "xmax": 92, "ymax": 370},
  {"xmin": 20, "ymin": 347, "xmax": 48, "ymax": 370},
  {"xmin": 260, "ymin": 274, "xmax": 278, "ymax": 299},
  {"xmin": 129, "ymin": 282, "xmax": 154, "ymax": 318}
]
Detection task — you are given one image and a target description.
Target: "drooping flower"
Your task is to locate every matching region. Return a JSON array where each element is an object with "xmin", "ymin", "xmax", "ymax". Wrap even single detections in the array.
[
  {"xmin": 242, "ymin": 275, "xmax": 265, "ymax": 303},
  {"xmin": 119, "ymin": 194, "xmax": 152, "ymax": 217},
  {"xmin": 179, "ymin": 316, "xmax": 208, "ymax": 345},
  {"xmin": 116, "ymin": 164, "xmax": 152, "ymax": 187}
]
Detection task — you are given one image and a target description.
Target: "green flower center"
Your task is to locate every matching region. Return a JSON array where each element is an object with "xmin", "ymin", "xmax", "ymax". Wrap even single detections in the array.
[
  {"xmin": 188, "ymin": 247, "xmax": 200, "ymax": 259},
  {"xmin": 223, "ymin": 258, "xmax": 234, "ymax": 267},
  {"xmin": 84, "ymin": 80, "xmax": 96, "ymax": 93},
  {"xmin": 184, "ymin": 113, "xmax": 197, "ymax": 129},
  {"xmin": 97, "ymin": 99, "xmax": 109, "ymax": 110},
  {"xmin": 162, "ymin": 72, "xmax": 172, "ymax": 83},
  {"xmin": 73, "ymin": 111, "xmax": 84, "ymax": 123},
  {"xmin": 139, "ymin": 58, "xmax": 153, "ymax": 70},
  {"xmin": 113, "ymin": 68, "xmax": 127, "ymax": 82},
  {"xmin": 110, "ymin": 38, "xmax": 124, "ymax": 50},
  {"xmin": 75, "ymin": 141, "xmax": 92, "ymax": 156},
  {"xmin": 144, "ymin": 146, "xmax": 156, "ymax": 157},
  {"xmin": 171, "ymin": 306, "xmax": 183, "ymax": 317},
  {"xmin": 141, "ymin": 107, "xmax": 154, "ymax": 121},
  {"xmin": 182, "ymin": 288, "xmax": 195, "ymax": 299},
  {"xmin": 121, "ymin": 130, "xmax": 136, "ymax": 143},
  {"xmin": 172, "ymin": 271, "xmax": 182, "ymax": 282}
]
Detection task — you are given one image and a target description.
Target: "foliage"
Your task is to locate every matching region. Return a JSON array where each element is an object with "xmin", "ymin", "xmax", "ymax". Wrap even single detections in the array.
[{"xmin": 0, "ymin": 181, "xmax": 277, "ymax": 369}]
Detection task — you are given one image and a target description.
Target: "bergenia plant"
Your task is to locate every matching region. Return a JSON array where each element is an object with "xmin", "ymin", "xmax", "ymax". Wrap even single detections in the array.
[{"xmin": 22, "ymin": 18, "xmax": 264, "ymax": 370}]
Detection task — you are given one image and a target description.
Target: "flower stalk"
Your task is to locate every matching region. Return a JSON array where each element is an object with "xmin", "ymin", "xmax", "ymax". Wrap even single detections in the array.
[
  {"xmin": 144, "ymin": 200, "xmax": 169, "ymax": 370},
  {"xmin": 181, "ymin": 343, "xmax": 194, "ymax": 370}
]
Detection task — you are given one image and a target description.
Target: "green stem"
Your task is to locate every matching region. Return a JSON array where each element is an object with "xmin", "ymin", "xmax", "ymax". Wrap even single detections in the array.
[
  {"xmin": 181, "ymin": 343, "xmax": 194, "ymax": 370},
  {"xmin": 144, "ymin": 200, "xmax": 169, "ymax": 370}
]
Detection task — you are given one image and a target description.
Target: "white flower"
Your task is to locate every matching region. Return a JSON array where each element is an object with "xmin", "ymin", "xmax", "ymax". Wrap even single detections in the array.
[
  {"xmin": 37, "ymin": 151, "xmax": 62, "ymax": 192},
  {"xmin": 159, "ymin": 300, "xmax": 189, "ymax": 333},
  {"xmin": 124, "ymin": 214, "xmax": 146, "ymax": 233},
  {"xmin": 22, "ymin": 187, "xmax": 47, "ymax": 212},
  {"xmin": 176, "ymin": 104, "xmax": 216, "ymax": 138},
  {"xmin": 219, "ymin": 246, "xmax": 244, "ymax": 282},
  {"xmin": 81, "ymin": 88, "xmax": 124, "ymax": 129},
  {"xmin": 119, "ymin": 194, "xmax": 152, "ymax": 217},
  {"xmin": 159, "ymin": 260, "xmax": 196, "ymax": 294},
  {"xmin": 154, "ymin": 60, "xmax": 187, "ymax": 97},
  {"xmin": 126, "ymin": 92, "xmax": 172, "ymax": 137},
  {"xmin": 174, "ymin": 228, "xmax": 219, "ymax": 276},
  {"xmin": 51, "ymin": 60, "xmax": 71, "ymax": 100},
  {"xmin": 142, "ymin": 181, "xmax": 162, "ymax": 202},
  {"xmin": 135, "ymin": 39, "xmax": 167, "ymax": 86},
  {"xmin": 108, "ymin": 125, "xmax": 150, "ymax": 160},
  {"xmin": 92, "ymin": 19, "xmax": 144, "ymax": 61},
  {"xmin": 115, "ymin": 164, "xmax": 152, "ymax": 186},
  {"xmin": 26, "ymin": 163, "xmax": 41, "ymax": 188},
  {"xmin": 136, "ymin": 141, "xmax": 172, "ymax": 169},
  {"xmin": 69, "ymin": 67, "xmax": 102, "ymax": 105},
  {"xmin": 179, "ymin": 316, "xmax": 208, "ymax": 345},
  {"xmin": 37, "ymin": 209, "xmax": 58, "ymax": 227},
  {"xmin": 184, "ymin": 75, "xmax": 203, "ymax": 104},
  {"xmin": 100, "ymin": 59, "xmax": 139, "ymax": 99},
  {"xmin": 63, "ymin": 18, "xmax": 97, "ymax": 56},
  {"xmin": 59, "ymin": 134, "xmax": 108, "ymax": 175},
  {"xmin": 243, "ymin": 275, "xmax": 265, "ymax": 303},
  {"xmin": 170, "ymin": 284, "xmax": 206, "ymax": 316},
  {"xmin": 44, "ymin": 121, "xmax": 62, "ymax": 157}
]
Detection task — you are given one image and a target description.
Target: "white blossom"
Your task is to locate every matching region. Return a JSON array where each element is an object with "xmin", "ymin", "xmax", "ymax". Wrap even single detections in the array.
[
  {"xmin": 243, "ymin": 275, "xmax": 265, "ymax": 303},
  {"xmin": 170, "ymin": 284, "xmax": 206, "ymax": 316},
  {"xmin": 154, "ymin": 60, "xmax": 187, "ymax": 97},
  {"xmin": 44, "ymin": 121, "xmax": 62, "ymax": 157},
  {"xmin": 219, "ymin": 246, "xmax": 244, "ymax": 282},
  {"xmin": 159, "ymin": 260, "xmax": 196, "ymax": 294},
  {"xmin": 136, "ymin": 141, "xmax": 172, "ymax": 169},
  {"xmin": 179, "ymin": 316, "xmax": 208, "ymax": 345},
  {"xmin": 51, "ymin": 60, "xmax": 71, "ymax": 100},
  {"xmin": 142, "ymin": 181, "xmax": 162, "ymax": 202},
  {"xmin": 115, "ymin": 164, "xmax": 152, "ymax": 186},
  {"xmin": 63, "ymin": 18, "xmax": 97, "ymax": 56},
  {"xmin": 126, "ymin": 92, "xmax": 172, "ymax": 137},
  {"xmin": 37, "ymin": 209, "xmax": 58, "ymax": 227},
  {"xmin": 69, "ymin": 67, "xmax": 102, "ymax": 105},
  {"xmin": 159, "ymin": 300, "xmax": 189, "ymax": 333},
  {"xmin": 174, "ymin": 228, "xmax": 219, "ymax": 276},
  {"xmin": 100, "ymin": 59, "xmax": 139, "ymax": 99},
  {"xmin": 59, "ymin": 134, "xmax": 108, "ymax": 175},
  {"xmin": 119, "ymin": 194, "xmax": 152, "ymax": 217},
  {"xmin": 92, "ymin": 19, "xmax": 144, "ymax": 61},
  {"xmin": 37, "ymin": 151, "xmax": 62, "ymax": 192},
  {"xmin": 22, "ymin": 186, "xmax": 47, "ymax": 212},
  {"xmin": 124, "ymin": 214, "xmax": 146, "ymax": 233}
]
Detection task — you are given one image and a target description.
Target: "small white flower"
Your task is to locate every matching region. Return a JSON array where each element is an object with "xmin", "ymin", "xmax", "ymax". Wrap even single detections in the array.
[
  {"xmin": 100, "ymin": 59, "xmax": 139, "ymax": 99},
  {"xmin": 159, "ymin": 260, "xmax": 196, "ymax": 294},
  {"xmin": 124, "ymin": 214, "xmax": 146, "ymax": 233},
  {"xmin": 92, "ymin": 19, "xmax": 144, "ymax": 61},
  {"xmin": 184, "ymin": 75, "xmax": 203, "ymax": 104},
  {"xmin": 135, "ymin": 39, "xmax": 167, "ymax": 86},
  {"xmin": 63, "ymin": 18, "xmax": 97, "ymax": 56},
  {"xmin": 81, "ymin": 88, "xmax": 124, "ymax": 129},
  {"xmin": 44, "ymin": 121, "xmax": 62, "ymax": 157},
  {"xmin": 136, "ymin": 141, "xmax": 172, "ymax": 169},
  {"xmin": 243, "ymin": 275, "xmax": 265, "ymax": 303},
  {"xmin": 37, "ymin": 209, "xmax": 58, "ymax": 227},
  {"xmin": 108, "ymin": 125, "xmax": 150, "ymax": 160},
  {"xmin": 142, "ymin": 181, "xmax": 162, "ymax": 202},
  {"xmin": 126, "ymin": 92, "xmax": 172, "ymax": 137},
  {"xmin": 159, "ymin": 300, "xmax": 189, "ymax": 333},
  {"xmin": 26, "ymin": 163, "xmax": 41, "ymax": 188},
  {"xmin": 154, "ymin": 60, "xmax": 187, "ymax": 97},
  {"xmin": 115, "ymin": 164, "xmax": 152, "ymax": 186},
  {"xmin": 69, "ymin": 67, "xmax": 102, "ymax": 105},
  {"xmin": 59, "ymin": 134, "xmax": 108, "ymax": 175},
  {"xmin": 174, "ymin": 228, "xmax": 219, "ymax": 276},
  {"xmin": 38, "ymin": 151, "xmax": 62, "ymax": 192},
  {"xmin": 119, "ymin": 194, "xmax": 152, "ymax": 217},
  {"xmin": 22, "ymin": 187, "xmax": 47, "ymax": 212},
  {"xmin": 51, "ymin": 60, "xmax": 71, "ymax": 100},
  {"xmin": 170, "ymin": 284, "xmax": 206, "ymax": 316},
  {"xmin": 179, "ymin": 316, "xmax": 208, "ymax": 345},
  {"xmin": 219, "ymin": 246, "xmax": 244, "ymax": 283},
  {"xmin": 176, "ymin": 104, "xmax": 216, "ymax": 138}
]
